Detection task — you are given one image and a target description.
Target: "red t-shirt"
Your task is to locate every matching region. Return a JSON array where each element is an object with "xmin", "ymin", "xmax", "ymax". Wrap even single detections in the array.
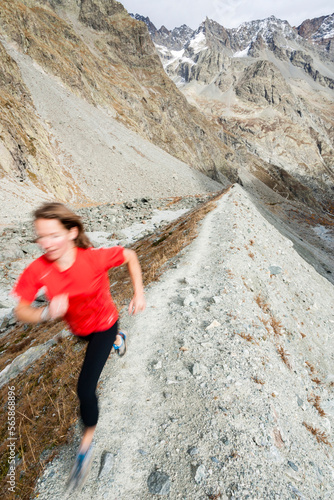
[{"xmin": 12, "ymin": 246, "xmax": 125, "ymax": 336}]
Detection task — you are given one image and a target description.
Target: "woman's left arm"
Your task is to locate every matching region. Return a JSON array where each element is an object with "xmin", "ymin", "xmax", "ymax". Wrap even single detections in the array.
[{"xmin": 123, "ymin": 249, "xmax": 146, "ymax": 315}]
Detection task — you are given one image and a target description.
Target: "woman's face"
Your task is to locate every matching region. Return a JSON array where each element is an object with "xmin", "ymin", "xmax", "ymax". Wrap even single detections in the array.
[{"xmin": 34, "ymin": 218, "xmax": 78, "ymax": 262}]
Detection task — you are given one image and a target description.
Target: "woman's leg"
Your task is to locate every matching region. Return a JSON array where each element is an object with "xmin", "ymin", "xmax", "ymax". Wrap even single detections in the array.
[{"xmin": 77, "ymin": 321, "xmax": 118, "ymax": 451}]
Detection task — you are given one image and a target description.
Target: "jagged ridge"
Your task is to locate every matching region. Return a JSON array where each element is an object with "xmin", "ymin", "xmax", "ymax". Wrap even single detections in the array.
[{"xmin": 139, "ymin": 13, "xmax": 334, "ymax": 213}]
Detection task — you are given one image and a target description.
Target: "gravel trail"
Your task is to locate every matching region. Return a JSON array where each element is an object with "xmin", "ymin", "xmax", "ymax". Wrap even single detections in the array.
[{"xmin": 35, "ymin": 185, "xmax": 334, "ymax": 499}]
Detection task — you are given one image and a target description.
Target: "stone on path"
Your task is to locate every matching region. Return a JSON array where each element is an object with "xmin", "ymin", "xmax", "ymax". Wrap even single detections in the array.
[
  {"xmin": 206, "ymin": 319, "xmax": 221, "ymax": 330},
  {"xmin": 192, "ymin": 464, "xmax": 206, "ymax": 484},
  {"xmin": 269, "ymin": 265, "xmax": 282, "ymax": 275},
  {"xmin": 98, "ymin": 451, "xmax": 116, "ymax": 480},
  {"xmin": 147, "ymin": 470, "xmax": 171, "ymax": 495}
]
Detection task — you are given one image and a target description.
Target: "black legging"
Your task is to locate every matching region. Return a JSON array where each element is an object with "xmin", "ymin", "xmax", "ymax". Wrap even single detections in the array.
[{"xmin": 77, "ymin": 321, "xmax": 118, "ymax": 427}]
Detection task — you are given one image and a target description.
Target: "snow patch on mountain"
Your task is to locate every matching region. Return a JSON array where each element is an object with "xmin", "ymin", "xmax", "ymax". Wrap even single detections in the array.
[
  {"xmin": 188, "ymin": 31, "xmax": 208, "ymax": 53},
  {"xmin": 233, "ymin": 45, "xmax": 250, "ymax": 58},
  {"xmin": 163, "ymin": 49, "xmax": 196, "ymax": 70}
]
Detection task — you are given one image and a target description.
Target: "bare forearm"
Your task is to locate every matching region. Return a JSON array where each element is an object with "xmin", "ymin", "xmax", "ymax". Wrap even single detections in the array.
[
  {"xmin": 123, "ymin": 248, "xmax": 146, "ymax": 314},
  {"xmin": 14, "ymin": 295, "xmax": 68, "ymax": 323},
  {"xmin": 124, "ymin": 249, "xmax": 144, "ymax": 295},
  {"xmin": 15, "ymin": 304, "xmax": 46, "ymax": 324}
]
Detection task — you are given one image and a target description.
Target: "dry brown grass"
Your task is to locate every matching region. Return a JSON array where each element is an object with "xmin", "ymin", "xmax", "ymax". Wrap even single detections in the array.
[
  {"xmin": 259, "ymin": 315, "xmax": 271, "ymax": 336},
  {"xmin": 258, "ymin": 314, "xmax": 284, "ymax": 338},
  {"xmin": 307, "ymin": 393, "xmax": 326, "ymax": 417},
  {"xmin": 235, "ymin": 331, "xmax": 257, "ymax": 344},
  {"xmin": 207, "ymin": 492, "xmax": 222, "ymax": 499},
  {"xmin": 304, "ymin": 361, "xmax": 323, "ymax": 386},
  {"xmin": 311, "ymin": 377, "xmax": 322, "ymax": 386},
  {"xmin": 0, "ymin": 337, "xmax": 82, "ymax": 499},
  {"xmin": 287, "ymin": 206, "xmax": 334, "ymax": 227},
  {"xmin": 252, "ymin": 376, "xmax": 265, "ymax": 385},
  {"xmin": 270, "ymin": 317, "xmax": 283, "ymax": 336},
  {"xmin": 276, "ymin": 345, "xmax": 292, "ymax": 370},
  {"xmin": 302, "ymin": 422, "xmax": 332, "ymax": 446},
  {"xmin": 305, "ymin": 361, "xmax": 315, "ymax": 373},
  {"xmin": 0, "ymin": 189, "xmax": 227, "ymax": 498},
  {"xmin": 255, "ymin": 294, "xmax": 270, "ymax": 314}
]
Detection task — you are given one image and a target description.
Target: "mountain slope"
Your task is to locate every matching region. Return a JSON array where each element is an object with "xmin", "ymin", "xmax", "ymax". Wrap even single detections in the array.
[
  {"xmin": 0, "ymin": 36, "xmax": 224, "ymax": 226},
  {"xmin": 0, "ymin": 0, "xmax": 238, "ymax": 215},
  {"xmin": 0, "ymin": 38, "xmax": 79, "ymax": 202}
]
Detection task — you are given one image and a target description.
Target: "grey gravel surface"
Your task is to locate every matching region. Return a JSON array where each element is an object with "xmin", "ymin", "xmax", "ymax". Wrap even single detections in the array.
[{"xmin": 34, "ymin": 184, "xmax": 334, "ymax": 499}]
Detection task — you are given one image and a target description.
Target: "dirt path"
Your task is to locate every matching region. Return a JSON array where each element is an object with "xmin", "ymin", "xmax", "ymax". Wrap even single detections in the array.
[{"xmin": 35, "ymin": 185, "xmax": 334, "ymax": 499}]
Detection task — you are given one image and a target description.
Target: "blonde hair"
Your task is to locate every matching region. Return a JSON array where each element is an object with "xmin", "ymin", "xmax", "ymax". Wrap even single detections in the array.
[{"xmin": 33, "ymin": 202, "xmax": 92, "ymax": 249}]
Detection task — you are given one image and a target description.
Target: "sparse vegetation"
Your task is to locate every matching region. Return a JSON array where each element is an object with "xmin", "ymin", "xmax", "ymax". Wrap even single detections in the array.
[
  {"xmin": 307, "ymin": 393, "xmax": 326, "ymax": 417},
  {"xmin": 252, "ymin": 376, "xmax": 265, "ymax": 385},
  {"xmin": 276, "ymin": 345, "xmax": 292, "ymax": 370},
  {"xmin": 235, "ymin": 331, "xmax": 256, "ymax": 343},
  {"xmin": 270, "ymin": 317, "xmax": 283, "ymax": 336},
  {"xmin": 207, "ymin": 493, "xmax": 222, "ymax": 499},
  {"xmin": 259, "ymin": 315, "xmax": 271, "ymax": 335},
  {"xmin": 302, "ymin": 422, "xmax": 332, "ymax": 446},
  {"xmin": 305, "ymin": 361, "xmax": 315, "ymax": 373},
  {"xmin": 255, "ymin": 294, "xmax": 269, "ymax": 313}
]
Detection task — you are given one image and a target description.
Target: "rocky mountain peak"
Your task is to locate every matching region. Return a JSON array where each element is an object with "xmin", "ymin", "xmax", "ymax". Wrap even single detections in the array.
[
  {"xmin": 130, "ymin": 13, "xmax": 194, "ymax": 51},
  {"xmin": 297, "ymin": 15, "xmax": 328, "ymax": 38},
  {"xmin": 148, "ymin": 10, "xmax": 334, "ymax": 214},
  {"xmin": 195, "ymin": 17, "xmax": 231, "ymax": 50},
  {"xmin": 230, "ymin": 15, "xmax": 298, "ymax": 51},
  {"xmin": 297, "ymin": 13, "xmax": 334, "ymax": 39},
  {"xmin": 130, "ymin": 13, "xmax": 158, "ymax": 36},
  {"xmin": 311, "ymin": 12, "xmax": 334, "ymax": 40},
  {"xmin": 297, "ymin": 13, "xmax": 334, "ymax": 54}
]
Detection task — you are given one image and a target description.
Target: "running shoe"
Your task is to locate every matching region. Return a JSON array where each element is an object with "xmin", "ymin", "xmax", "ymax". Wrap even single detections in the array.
[
  {"xmin": 113, "ymin": 331, "xmax": 127, "ymax": 357},
  {"xmin": 66, "ymin": 444, "xmax": 94, "ymax": 493}
]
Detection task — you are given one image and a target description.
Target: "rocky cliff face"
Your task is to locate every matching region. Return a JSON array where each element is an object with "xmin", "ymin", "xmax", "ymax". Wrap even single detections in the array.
[
  {"xmin": 297, "ymin": 13, "xmax": 334, "ymax": 55},
  {"xmin": 0, "ymin": 37, "xmax": 77, "ymax": 200},
  {"xmin": 146, "ymin": 14, "xmax": 334, "ymax": 213},
  {"xmin": 297, "ymin": 15, "xmax": 328, "ymax": 39}
]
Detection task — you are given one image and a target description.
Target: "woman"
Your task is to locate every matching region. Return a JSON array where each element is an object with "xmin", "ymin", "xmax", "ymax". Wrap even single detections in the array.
[{"xmin": 12, "ymin": 202, "xmax": 146, "ymax": 490}]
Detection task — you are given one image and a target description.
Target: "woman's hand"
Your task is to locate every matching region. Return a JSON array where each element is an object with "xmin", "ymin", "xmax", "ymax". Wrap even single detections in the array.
[
  {"xmin": 48, "ymin": 294, "xmax": 69, "ymax": 319},
  {"xmin": 123, "ymin": 249, "xmax": 146, "ymax": 315},
  {"xmin": 15, "ymin": 294, "xmax": 69, "ymax": 323},
  {"xmin": 128, "ymin": 293, "xmax": 146, "ymax": 315}
]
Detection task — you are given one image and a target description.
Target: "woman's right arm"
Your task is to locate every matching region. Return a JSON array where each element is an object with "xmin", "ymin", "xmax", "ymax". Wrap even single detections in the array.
[
  {"xmin": 15, "ymin": 299, "xmax": 46, "ymax": 323},
  {"xmin": 14, "ymin": 294, "xmax": 69, "ymax": 323}
]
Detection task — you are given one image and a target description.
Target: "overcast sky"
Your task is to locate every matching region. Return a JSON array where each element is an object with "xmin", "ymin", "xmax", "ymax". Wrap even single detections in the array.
[{"xmin": 121, "ymin": 0, "xmax": 333, "ymax": 30}]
